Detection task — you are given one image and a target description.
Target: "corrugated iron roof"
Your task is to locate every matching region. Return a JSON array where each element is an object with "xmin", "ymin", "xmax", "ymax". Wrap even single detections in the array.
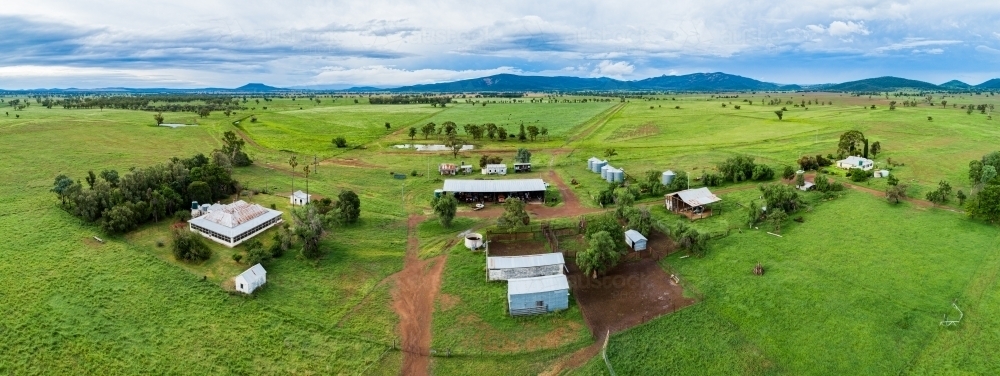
[
  {"xmin": 508, "ymin": 274, "xmax": 569, "ymax": 295},
  {"xmin": 292, "ymin": 190, "xmax": 310, "ymax": 199},
  {"xmin": 624, "ymin": 229, "xmax": 646, "ymax": 243},
  {"xmin": 188, "ymin": 201, "xmax": 283, "ymax": 238},
  {"xmin": 488, "ymin": 253, "xmax": 565, "ymax": 269},
  {"xmin": 236, "ymin": 263, "xmax": 266, "ymax": 283},
  {"xmin": 443, "ymin": 179, "xmax": 546, "ymax": 193},
  {"xmin": 668, "ymin": 187, "xmax": 721, "ymax": 206}
]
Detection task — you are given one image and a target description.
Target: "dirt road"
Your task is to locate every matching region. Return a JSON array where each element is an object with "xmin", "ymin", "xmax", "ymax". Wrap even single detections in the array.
[{"xmin": 392, "ymin": 215, "xmax": 446, "ymax": 376}]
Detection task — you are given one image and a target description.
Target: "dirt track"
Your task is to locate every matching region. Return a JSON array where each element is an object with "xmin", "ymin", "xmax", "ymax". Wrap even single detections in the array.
[{"xmin": 392, "ymin": 215, "xmax": 446, "ymax": 376}]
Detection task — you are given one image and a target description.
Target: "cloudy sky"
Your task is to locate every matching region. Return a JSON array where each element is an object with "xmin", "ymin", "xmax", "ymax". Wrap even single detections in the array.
[{"xmin": 1, "ymin": 0, "xmax": 999, "ymax": 89}]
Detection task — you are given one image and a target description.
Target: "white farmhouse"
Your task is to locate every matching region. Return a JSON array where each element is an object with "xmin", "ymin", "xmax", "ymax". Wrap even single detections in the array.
[
  {"xmin": 188, "ymin": 200, "xmax": 283, "ymax": 248},
  {"xmin": 837, "ymin": 156, "xmax": 874, "ymax": 171},
  {"xmin": 234, "ymin": 263, "xmax": 267, "ymax": 294}
]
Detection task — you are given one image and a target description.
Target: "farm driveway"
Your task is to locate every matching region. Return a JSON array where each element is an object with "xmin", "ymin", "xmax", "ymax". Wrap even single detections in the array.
[{"xmin": 392, "ymin": 215, "xmax": 446, "ymax": 376}]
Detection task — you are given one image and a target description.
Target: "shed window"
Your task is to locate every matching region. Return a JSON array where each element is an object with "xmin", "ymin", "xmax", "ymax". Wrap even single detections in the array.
[
  {"xmin": 535, "ymin": 301, "xmax": 544, "ymax": 307},
  {"xmin": 240, "ymin": 284, "xmax": 244, "ymax": 289}
]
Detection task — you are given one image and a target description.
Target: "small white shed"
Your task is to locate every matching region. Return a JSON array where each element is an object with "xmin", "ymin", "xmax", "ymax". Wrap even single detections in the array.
[
  {"xmin": 235, "ymin": 263, "xmax": 267, "ymax": 294},
  {"xmin": 290, "ymin": 190, "xmax": 311, "ymax": 206},
  {"xmin": 482, "ymin": 164, "xmax": 508, "ymax": 175},
  {"xmin": 624, "ymin": 229, "xmax": 647, "ymax": 251}
]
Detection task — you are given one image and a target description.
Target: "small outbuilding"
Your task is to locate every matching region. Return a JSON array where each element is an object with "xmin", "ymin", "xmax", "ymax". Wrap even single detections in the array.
[
  {"xmin": 873, "ymin": 169, "xmax": 890, "ymax": 178},
  {"xmin": 513, "ymin": 162, "xmax": 532, "ymax": 173},
  {"xmin": 460, "ymin": 164, "xmax": 474, "ymax": 174},
  {"xmin": 439, "ymin": 163, "xmax": 458, "ymax": 175},
  {"xmin": 624, "ymin": 229, "xmax": 647, "ymax": 251},
  {"xmin": 234, "ymin": 263, "xmax": 267, "ymax": 294},
  {"xmin": 507, "ymin": 274, "xmax": 570, "ymax": 316},
  {"xmin": 837, "ymin": 156, "xmax": 874, "ymax": 171},
  {"xmin": 797, "ymin": 182, "xmax": 816, "ymax": 191},
  {"xmin": 665, "ymin": 187, "xmax": 721, "ymax": 220},
  {"xmin": 290, "ymin": 190, "xmax": 311, "ymax": 206},
  {"xmin": 487, "ymin": 252, "xmax": 565, "ymax": 281},
  {"xmin": 482, "ymin": 164, "xmax": 508, "ymax": 175}
]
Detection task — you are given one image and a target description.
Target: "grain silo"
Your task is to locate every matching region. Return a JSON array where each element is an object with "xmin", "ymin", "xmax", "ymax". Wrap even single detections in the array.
[
  {"xmin": 601, "ymin": 165, "xmax": 613, "ymax": 180},
  {"xmin": 614, "ymin": 169, "xmax": 624, "ymax": 183},
  {"xmin": 592, "ymin": 159, "xmax": 607, "ymax": 173},
  {"xmin": 587, "ymin": 157, "xmax": 599, "ymax": 171},
  {"xmin": 662, "ymin": 170, "xmax": 676, "ymax": 185}
]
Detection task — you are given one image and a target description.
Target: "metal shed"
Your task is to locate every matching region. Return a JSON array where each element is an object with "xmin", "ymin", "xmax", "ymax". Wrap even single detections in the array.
[
  {"xmin": 487, "ymin": 253, "xmax": 565, "ymax": 281},
  {"xmin": 442, "ymin": 179, "xmax": 546, "ymax": 203},
  {"xmin": 624, "ymin": 229, "xmax": 647, "ymax": 251},
  {"xmin": 507, "ymin": 274, "xmax": 570, "ymax": 316}
]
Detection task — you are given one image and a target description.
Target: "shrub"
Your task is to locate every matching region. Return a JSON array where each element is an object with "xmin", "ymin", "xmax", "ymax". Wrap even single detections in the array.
[
  {"xmin": 172, "ymin": 229, "xmax": 211, "ymax": 262},
  {"xmin": 232, "ymin": 253, "xmax": 243, "ymax": 263},
  {"xmin": 781, "ymin": 166, "xmax": 796, "ymax": 180},
  {"xmin": 174, "ymin": 210, "xmax": 192, "ymax": 222},
  {"xmin": 332, "ymin": 137, "xmax": 348, "ymax": 148},
  {"xmin": 847, "ymin": 168, "xmax": 870, "ymax": 182}
]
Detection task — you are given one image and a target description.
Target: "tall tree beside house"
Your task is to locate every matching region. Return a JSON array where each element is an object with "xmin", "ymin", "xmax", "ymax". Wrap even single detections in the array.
[{"xmin": 288, "ymin": 155, "xmax": 298, "ymax": 194}]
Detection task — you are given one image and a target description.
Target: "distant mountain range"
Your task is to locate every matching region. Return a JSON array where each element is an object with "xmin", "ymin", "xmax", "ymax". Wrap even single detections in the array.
[{"xmin": 2, "ymin": 73, "xmax": 998, "ymax": 93}]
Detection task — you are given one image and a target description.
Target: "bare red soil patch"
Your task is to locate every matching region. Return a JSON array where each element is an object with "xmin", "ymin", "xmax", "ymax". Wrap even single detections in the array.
[
  {"xmin": 392, "ymin": 215, "xmax": 446, "ymax": 376},
  {"xmin": 486, "ymin": 240, "xmax": 549, "ymax": 256},
  {"xmin": 567, "ymin": 258, "xmax": 695, "ymax": 337}
]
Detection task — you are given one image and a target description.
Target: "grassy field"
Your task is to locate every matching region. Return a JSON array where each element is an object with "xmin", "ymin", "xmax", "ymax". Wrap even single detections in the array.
[
  {"xmin": 2, "ymin": 92, "xmax": 999, "ymax": 375},
  {"xmin": 575, "ymin": 191, "xmax": 1000, "ymax": 375}
]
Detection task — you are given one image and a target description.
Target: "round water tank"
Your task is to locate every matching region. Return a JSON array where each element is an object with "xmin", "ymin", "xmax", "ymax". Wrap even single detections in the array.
[
  {"xmin": 614, "ymin": 170, "xmax": 625, "ymax": 183},
  {"xmin": 601, "ymin": 165, "xmax": 612, "ymax": 179},
  {"xmin": 464, "ymin": 233, "xmax": 484, "ymax": 250},
  {"xmin": 662, "ymin": 170, "xmax": 675, "ymax": 185}
]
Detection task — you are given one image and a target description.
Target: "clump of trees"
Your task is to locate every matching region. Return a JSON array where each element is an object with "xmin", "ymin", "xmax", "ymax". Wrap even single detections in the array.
[
  {"xmin": 714, "ymin": 155, "xmax": 774, "ymax": 184},
  {"xmin": 221, "ymin": 131, "xmax": 252, "ymax": 167},
  {"xmin": 577, "ymin": 213, "xmax": 627, "ymax": 277},
  {"xmin": 837, "ymin": 131, "xmax": 880, "ymax": 159},
  {"xmin": 515, "ymin": 148, "xmax": 532, "ymax": 163},
  {"xmin": 52, "ymin": 152, "xmax": 237, "ymax": 234},
  {"xmin": 925, "ymin": 181, "xmax": 952, "ymax": 205},
  {"xmin": 747, "ymin": 184, "xmax": 803, "ymax": 233},
  {"xmin": 797, "ymin": 155, "xmax": 833, "ymax": 171},
  {"xmin": 640, "ymin": 169, "xmax": 688, "ymax": 198}
]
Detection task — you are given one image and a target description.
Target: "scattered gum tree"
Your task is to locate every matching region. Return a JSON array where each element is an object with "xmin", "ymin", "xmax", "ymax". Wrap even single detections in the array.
[
  {"xmin": 497, "ymin": 197, "xmax": 530, "ymax": 229},
  {"xmin": 577, "ymin": 230, "xmax": 621, "ymax": 278},
  {"xmin": 432, "ymin": 193, "xmax": 458, "ymax": 227}
]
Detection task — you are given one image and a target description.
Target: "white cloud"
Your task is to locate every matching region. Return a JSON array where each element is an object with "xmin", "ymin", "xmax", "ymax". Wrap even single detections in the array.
[
  {"xmin": 874, "ymin": 38, "xmax": 962, "ymax": 53},
  {"xmin": 976, "ymin": 45, "xmax": 1000, "ymax": 55},
  {"xmin": 827, "ymin": 21, "xmax": 869, "ymax": 37},
  {"xmin": 911, "ymin": 48, "xmax": 944, "ymax": 54},
  {"xmin": 590, "ymin": 60, "xmax": 634, "ymax": 78},
  {"xmin": 309, "ymin": 65, "xmax": 525, "ymax": 86}
]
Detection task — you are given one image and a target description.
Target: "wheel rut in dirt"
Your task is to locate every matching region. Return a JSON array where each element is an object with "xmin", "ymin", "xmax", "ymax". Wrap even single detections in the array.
[{"xmin": 392, "ymin": 215, "xmax": 446, "ymax": 376}]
